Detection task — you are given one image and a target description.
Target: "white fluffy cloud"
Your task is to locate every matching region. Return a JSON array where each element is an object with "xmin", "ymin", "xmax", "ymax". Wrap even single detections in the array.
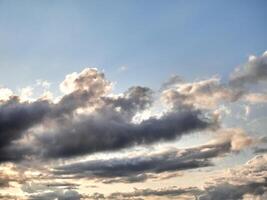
[{"xmin": 0, "ymin": 87, "xmax": 13, "ymax": 101}]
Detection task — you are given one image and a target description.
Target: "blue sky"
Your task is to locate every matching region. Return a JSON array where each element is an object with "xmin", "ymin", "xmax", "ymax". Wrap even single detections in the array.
[{"xmin": 0, "ymin": 0, "xmax": 266, "ymax": 92}]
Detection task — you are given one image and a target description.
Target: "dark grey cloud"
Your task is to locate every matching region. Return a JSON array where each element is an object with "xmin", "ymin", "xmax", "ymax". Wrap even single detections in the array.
[
  {"xmin": 44, "ymin": 182, "xmax": 79, "ymax": 189},
  {"xmin": 0, "ymin": 69, "xmax": 111, "ymax": 162},
  {"xmin": 0, "ymin": 69, "xmax": 158, "ymax": 162},
  {"xmin": 0, "ymin": 97, "xmax": 50, "ymax": 147},
  {"xmin": 102, "ymin": 86, "xmax": 154, "ymax": 120},
  {"xmin": 0, "ymin": 97, "xmax": 52, "ymax": 162},
  {"xmin": 52, "ymin": 130, "xmax": 247, "ymax": 183},
  {"xmin": 101, "ymin": 174, "xmax": 150, "ymax": 184},
  {"xmin": 40, "ymin": 109, "xmax": 215, "ymax": 158},
  {"xmin": 254, "ymin": 148, "xmax": 267, "ymax": 154},
  {"xmin": 53, "ymin": 148, "xmax": 211, "ymax": 180},
  {"xmin": 0, "ymin": 69, "xmax": 110, "ymax": 152}
]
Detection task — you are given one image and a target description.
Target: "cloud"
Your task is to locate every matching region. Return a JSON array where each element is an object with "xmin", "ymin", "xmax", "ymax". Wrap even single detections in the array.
[
  {"xmin": 253, "ymin": 136, "xmax": 267, "ymax": 154},
  {"xmin": 40, "ymin": 109, "xmax": 215, "ymax": 159},
  {"xmin": 1, "ymin": 52, "xmax": 265, "ymax": 164},
  {"xmin": 52, "ymin": 128, "xmax": 251, "ymax": 183},
  {"xmin": 161, "ymin": 77, "xmax": 234, "ymax": 110},
  {"xmin": 19, "ymin": 86, "xmax": 34, "ymax": 102},
  {"xmin": 107, "ymin": 187, "xmax": 201, "ymax": 200},
  {"xmin": 199, "ymin": 181, "xmax": 267, "ymax": 200},
  {"xmin": 0, "ymin": 87, "xmax": 13, "ymax": 102},
  {"xmin": 21, "ymin": 179, "xmax": 81, "ymax": 200},
  {"xmin": 230, "ymin": 51, "xmax": 267, "ymax": 88},
  {"xmin": 161, "ymin": 75, "xmax": 184, "ymax": 90},
  {"xmin": 243, "ymin": 93, "xmax": 267, "ymax": 104},
  {"xmin": 0, "ymin": 68, "xmax": 217, "ymax": 163},
  {"xmin": 84, "ymin": 154, "xmax": 267, "ymax": 200},
  {"xmin": 27, "ymin": 189, "xmax": 81, "ymax": 200},
  {"xmin": 0, "ymin": 68, "xmax": 110, "ymax": 162},
  {"xmin": 102, "ymin": 86, "xmax": 154, "ymax": 120},
  {"xmin": 36, "ymin": 80, "xmax": 51, "ymax": 89},
  {"xmin": 199, "ymin": 154, "xmax": 267, "ymax": 200},
  {"xmin": 209, "ymin": 128, "xmax": 253, "ymax": 151},
  {"xmin": 59, "ymin": 68, "xmax": 111, "ymax": 95},
  {"xmin": 254, "ymin": 148, "xmax": 267, "ymax": 154},
  {"xmin": 0, "ymin": 69, "xmax": 109, "ymax": 150},
  {"xmin": 0, "ymin": 177, "xmax": 10, "ymax": 188},
  {"xmin": 53, "ymin": 147, "xmax": 212, "ymax": 181},
  {"xmin": 84, "ymin": 187, "xmax": 201, "ymax": 200},
  {"xmin": 0, "ymin": 97, "xmax": 52, "ymax": 162},
  {"xmin": 0, "ymin": 194, "xmax": 24, "ymax": 200},
  {"xmin": 160, "ymin": 51, "xmax": 267, "ymax": 111},
  {"xmin": 22, "ymin": 182, "xmax": 79, "ymax": 194}
]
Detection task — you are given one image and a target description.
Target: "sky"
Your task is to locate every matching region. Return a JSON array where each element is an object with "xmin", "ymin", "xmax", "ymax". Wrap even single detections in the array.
[{"xmin": 0, "ymin": 0, "xmax": 267, "ymax": 200}]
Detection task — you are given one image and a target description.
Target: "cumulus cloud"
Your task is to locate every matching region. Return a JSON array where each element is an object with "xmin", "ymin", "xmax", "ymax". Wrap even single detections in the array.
[
  {"xmin": 161, "ymin": 77, "xmax": 234, "ymax": 110},
  {"xmin": 0, "ymin": 68, "xmax": 218, "ymax": 163},
  {"xmin": 230, "ymin": 51, "xmax": 267, "ymax": 88},
  {"xmin": 36, "ymin": 80, "xmax": 51, "ymax": 89},
  {"xmin": 160, "ymin": 51, "xmax": 267, "ymax": 112},
  {"xmin": 0, "ymin": 87, "xmax": 13, "ymax": 102},
  {"xmin": 19, "ymin": 86, "xmax": 34, "ymax": 102},
  {"xmin": 59, "ymin": 68, "xmax": 111, "ymax": 95},
  {"xmin": 0, "ymin": 68, "xmax": 112, "ymax": 162}
]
